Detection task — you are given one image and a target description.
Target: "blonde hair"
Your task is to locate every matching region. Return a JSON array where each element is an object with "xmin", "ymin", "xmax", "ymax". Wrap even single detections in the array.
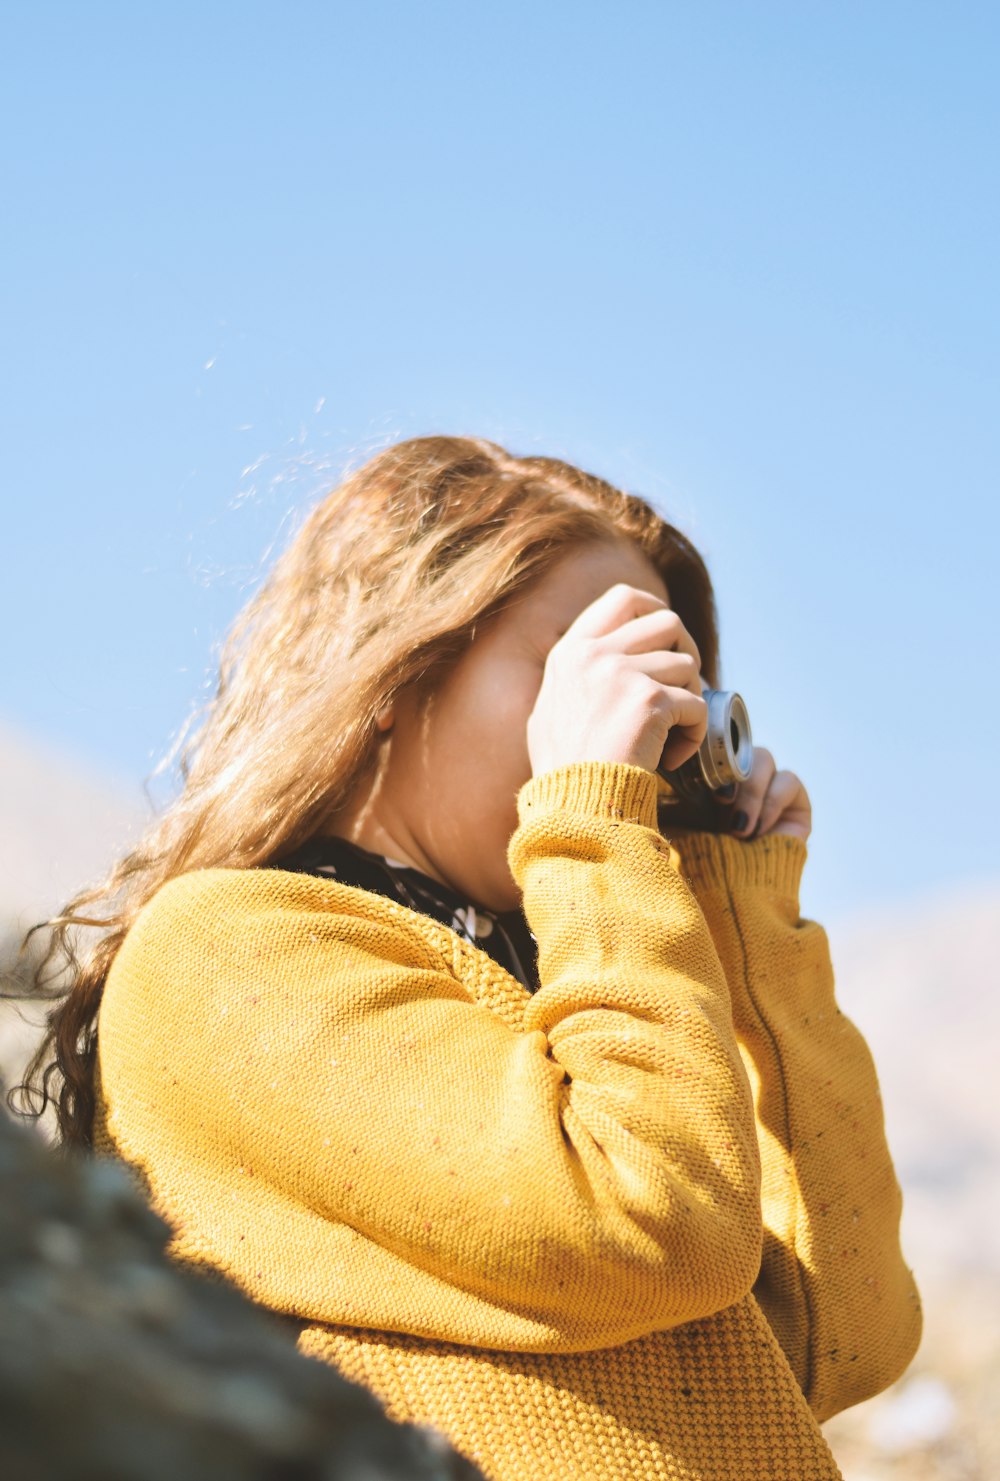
[{"xmin": 7, "ymin": 434, "xmax": 721, "ymax": 1149}]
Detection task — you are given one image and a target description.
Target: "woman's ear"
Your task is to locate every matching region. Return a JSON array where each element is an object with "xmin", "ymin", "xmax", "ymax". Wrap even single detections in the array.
[{"xmin": 375, "ymin": 703, "xmax": 394, "ymax": 733}]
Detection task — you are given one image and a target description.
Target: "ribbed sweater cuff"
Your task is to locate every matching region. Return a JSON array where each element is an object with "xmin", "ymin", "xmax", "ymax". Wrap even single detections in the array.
[
  {"xmin": 516, "ymin": 762, "xmax": 660, "ymax": 831},
  {"xmin": 666, "ymin": 828, "xmax": 808, "ymax": 902}
]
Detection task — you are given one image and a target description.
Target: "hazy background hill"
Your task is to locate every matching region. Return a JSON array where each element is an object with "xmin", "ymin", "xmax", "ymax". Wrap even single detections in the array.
[
  {"xmin": 2, "ymin": 719, "xmax": 996, "ymax": 1479},
  {"xmin": 0, "ymin": 719, "xmax": 148, "ymax": 1137},
  {"xmin": 0, "ymin": 719, "xmax": 146, "ymax": 932}
]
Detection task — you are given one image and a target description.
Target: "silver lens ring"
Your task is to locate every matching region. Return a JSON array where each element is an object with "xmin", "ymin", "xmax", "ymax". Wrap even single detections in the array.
[{"xmin": 700, "ymin": 689, "xmax": 753, "ymax": 788}]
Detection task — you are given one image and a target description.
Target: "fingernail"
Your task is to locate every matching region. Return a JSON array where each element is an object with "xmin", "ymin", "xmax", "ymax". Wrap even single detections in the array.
[
  {"xmin": 717, "ymin": 783, "xmax": 737, "ymax": 801},
  {"xmin": 731, "ymin": 810, "xmax": 749, "ymax": 833}
]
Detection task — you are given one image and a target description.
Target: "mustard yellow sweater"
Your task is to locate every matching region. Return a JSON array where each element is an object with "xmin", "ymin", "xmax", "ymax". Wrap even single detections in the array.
[{"xmin": 93, "ymin": 761, "xmax": 922, "ymax": 1479}]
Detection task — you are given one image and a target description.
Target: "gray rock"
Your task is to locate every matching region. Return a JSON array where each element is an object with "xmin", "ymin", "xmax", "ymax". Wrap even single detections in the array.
[{"xmin": 0, "ymin": 1090, "xmax": 483, "ymax": 1481}]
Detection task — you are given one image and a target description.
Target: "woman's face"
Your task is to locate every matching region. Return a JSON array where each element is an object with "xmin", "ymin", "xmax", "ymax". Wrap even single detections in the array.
[{"xmin": 336, "ymin": 537, "xmax": 671, "ymax": 912}]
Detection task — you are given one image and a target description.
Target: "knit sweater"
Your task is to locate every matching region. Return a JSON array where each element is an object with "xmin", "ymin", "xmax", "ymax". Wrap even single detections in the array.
[{"xmin": 93, "ymin": 761, "xmax": 922, "ymax": 1479}]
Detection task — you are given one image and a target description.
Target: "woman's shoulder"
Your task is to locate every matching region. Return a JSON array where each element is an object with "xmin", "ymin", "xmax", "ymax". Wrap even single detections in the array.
[
  {"xmin": 132, "ymin": 862, "xmax": 400, "ymax": 923},
  {"xmin": 112, "ymin": 864, "xmax": 447, "ymax": 983},
  {"xmin": 99, "ymin": 865, "xmax": 464, "ymax": 1053}
]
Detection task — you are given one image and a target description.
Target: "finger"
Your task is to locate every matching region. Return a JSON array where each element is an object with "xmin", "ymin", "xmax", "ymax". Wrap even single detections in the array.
[
  {"xmin": 623, "ymin": 647, "xmax": 702, "ymax": 700},
  {"xmin": 565, "ymin": 582, "xmax": 671, "ymax": 642},
  {"xmin": 657, "ymin": 687, "xmax": 710, "ymax": 770},
  {"xmin": 753, "ymin": 771, "xmax": 804, "ymax": 838},
  {"xmin": 728, "ymin": 747, "xmax": 776, "ymax": 835},
  {"xmin": 604, "ymin": 607, "xmax": 703, "ymax": 673}
]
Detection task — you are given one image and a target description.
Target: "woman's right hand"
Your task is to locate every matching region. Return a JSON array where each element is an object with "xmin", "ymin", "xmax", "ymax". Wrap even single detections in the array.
[{"xmin": 526, "ymin": 582, "xmax": 709, "ymax": 779}]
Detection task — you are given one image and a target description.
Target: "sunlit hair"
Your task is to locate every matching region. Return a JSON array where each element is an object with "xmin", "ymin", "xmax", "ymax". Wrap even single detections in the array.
[{"xmin": 6, "ymin": 434, "xmax": 721, "ymax": 1150}]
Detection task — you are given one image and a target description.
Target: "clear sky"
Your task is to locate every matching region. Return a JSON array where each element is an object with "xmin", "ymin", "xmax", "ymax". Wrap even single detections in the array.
[{"xmin": 2, "ymin": 1, "xmax": 997, "ymax": 924}]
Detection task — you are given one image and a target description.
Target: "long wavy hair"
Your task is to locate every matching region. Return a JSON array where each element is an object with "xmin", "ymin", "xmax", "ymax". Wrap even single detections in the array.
[{"xmin": 5, "ymin": 434, "xmax": 721, "ymax": 1151}]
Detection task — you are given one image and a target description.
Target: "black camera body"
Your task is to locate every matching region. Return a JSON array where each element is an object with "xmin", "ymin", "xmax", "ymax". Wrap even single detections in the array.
[{"xmin": 655, "ymin": 688, "xmax": 753, "ymax": 831}]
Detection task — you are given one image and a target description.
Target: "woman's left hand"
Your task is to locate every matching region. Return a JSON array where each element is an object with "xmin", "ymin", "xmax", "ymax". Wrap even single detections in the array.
[{"xmin": 716, "ymin": 746, "xmax": 812, "ymax": 842}]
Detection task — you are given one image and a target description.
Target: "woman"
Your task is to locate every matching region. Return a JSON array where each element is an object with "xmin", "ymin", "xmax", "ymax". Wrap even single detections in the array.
[{"xmin": 13, "ymin": 436, "xmax": 921, "ymax": 1479}]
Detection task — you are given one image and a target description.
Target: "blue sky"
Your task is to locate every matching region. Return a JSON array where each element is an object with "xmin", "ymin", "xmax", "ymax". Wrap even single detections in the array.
[{"xmin": 2, "ymin": 1, "xmax": 997, "ymax": 923}]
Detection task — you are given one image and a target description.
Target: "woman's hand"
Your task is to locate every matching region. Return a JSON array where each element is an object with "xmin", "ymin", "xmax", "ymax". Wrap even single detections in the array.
[
  {"xmin": 527, "ymin": 583, "xmax": 708, "ymax": 779},
  {"xmin": 716, "ymin": 746, "xmax": 812, "ymax": 842}
]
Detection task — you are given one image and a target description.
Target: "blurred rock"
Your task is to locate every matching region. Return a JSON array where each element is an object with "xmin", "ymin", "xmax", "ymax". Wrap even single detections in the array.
[{"xmin": 0, "ymin": 1096, "xmax": 482, "ymax": 1481}]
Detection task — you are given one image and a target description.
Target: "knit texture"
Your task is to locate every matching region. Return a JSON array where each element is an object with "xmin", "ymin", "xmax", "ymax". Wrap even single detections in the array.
[{"xmin": 93, "ymin": 761, "xmax": 921, "ymax": 1479}]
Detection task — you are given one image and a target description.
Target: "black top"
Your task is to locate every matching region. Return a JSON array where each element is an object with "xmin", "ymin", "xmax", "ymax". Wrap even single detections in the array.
[{"xmin": 274, "ymin": 835, "xmax": 540, "ymax": 994}]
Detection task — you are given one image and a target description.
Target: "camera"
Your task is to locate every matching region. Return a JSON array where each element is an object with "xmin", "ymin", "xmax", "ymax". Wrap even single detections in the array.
[{"xmin": 655, "ymin": 688, "xmax": 753, "ymax": 829}]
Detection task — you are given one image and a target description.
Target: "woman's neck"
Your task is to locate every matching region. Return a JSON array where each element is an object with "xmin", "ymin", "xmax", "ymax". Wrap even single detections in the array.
[{"xmin": 318, "ymin": 792, "xmax": 452, "ymax": 890}]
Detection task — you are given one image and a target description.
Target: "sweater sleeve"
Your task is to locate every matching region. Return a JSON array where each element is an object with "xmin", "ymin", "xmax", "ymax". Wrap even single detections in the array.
[
  {"xmin": 97, "ymin": 761, "xmax": 762, "ymax": 1353},
  {"xmin": 663, "ymin": 826, "xmax": 923, "ymax": 1421}
]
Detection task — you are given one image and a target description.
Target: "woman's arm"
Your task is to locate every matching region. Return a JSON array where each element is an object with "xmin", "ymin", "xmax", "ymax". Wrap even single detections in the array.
[
  {"xmin": 97, "ymin": 761, "xmax": 763, "ymax": 1353},
  {"xmin": 664, "ymin": 825, "xmax": 923, "ymax": 1422}
]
